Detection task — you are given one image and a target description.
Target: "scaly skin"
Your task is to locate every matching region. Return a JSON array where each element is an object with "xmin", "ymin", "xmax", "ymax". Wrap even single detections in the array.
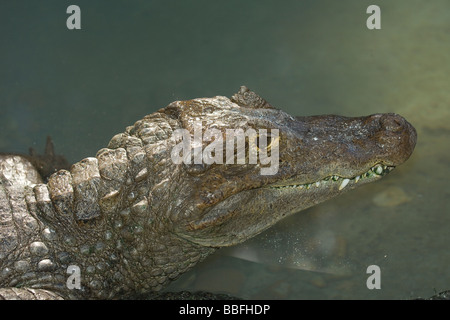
[{"xmin": 0, "ymin": 86, "xmax": 417, "ymax": 299}]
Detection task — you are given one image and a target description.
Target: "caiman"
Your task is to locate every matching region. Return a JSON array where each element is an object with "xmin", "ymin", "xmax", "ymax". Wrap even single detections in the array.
[{"xmin": 0, "ymin": 86, "xmax": 416, "ymax": 299}]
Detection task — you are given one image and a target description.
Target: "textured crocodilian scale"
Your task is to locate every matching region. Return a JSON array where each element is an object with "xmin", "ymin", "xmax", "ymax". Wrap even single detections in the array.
[{"xmin": 0, "ymin": 86, "xmax": 416, "ymax": 299}]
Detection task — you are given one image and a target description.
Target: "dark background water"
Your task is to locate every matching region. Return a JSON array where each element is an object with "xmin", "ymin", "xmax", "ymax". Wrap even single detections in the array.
[{"xmin": 1, "ymin": 0, "xmax": 449, "ymax": 299}]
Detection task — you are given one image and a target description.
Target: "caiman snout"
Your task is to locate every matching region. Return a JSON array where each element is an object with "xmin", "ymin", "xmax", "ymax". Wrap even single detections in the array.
[
  {"xmin": 371, "ymin": 113, "xmax": 417, "ymax": 166},
  {"xmin": 379, "ymin": 113, "xmax": 407, "ymax": 133}
]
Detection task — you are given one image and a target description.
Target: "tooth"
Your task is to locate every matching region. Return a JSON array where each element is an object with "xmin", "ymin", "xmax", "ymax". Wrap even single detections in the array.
[
  {"xmin": 355, "ymin": 175, "xmax": 360, "ymax": 183},
  {"xmin": 374, "ymin": 165, "xmax": 383, "ymax": 175},
  {"xmin": 339, "ymin": 178, "xmax": 350, "ymax": 191},
  {"xmin": 315, "ymin": 181, "xmax": 320, "ymax": 187}
]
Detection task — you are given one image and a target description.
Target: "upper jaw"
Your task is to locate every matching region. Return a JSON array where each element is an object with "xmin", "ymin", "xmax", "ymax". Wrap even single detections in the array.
[{"xmin": 257, "ymin": 113, "xmax": 416, "ymax": 192}]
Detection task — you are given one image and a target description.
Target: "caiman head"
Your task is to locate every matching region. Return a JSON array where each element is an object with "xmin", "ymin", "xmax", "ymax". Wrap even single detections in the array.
[
  {"xmin": 145, "ymin": 86, "xmax": 417, "ymax": 248},
  {"xmin": 43, "ymin": 87, "xmax": 416, "ymax": 250}
]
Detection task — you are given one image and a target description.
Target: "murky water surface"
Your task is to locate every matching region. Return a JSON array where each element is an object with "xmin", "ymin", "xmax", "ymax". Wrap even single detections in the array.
[{"xmin": 1, "ymin": 1, "xmax": 449, "ymax": 299}]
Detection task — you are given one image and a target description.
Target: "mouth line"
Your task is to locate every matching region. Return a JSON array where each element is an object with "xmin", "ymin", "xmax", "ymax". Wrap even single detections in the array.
[{"xmin": 267, "ymin": 164, "xmax": 395, "ymax": 191}]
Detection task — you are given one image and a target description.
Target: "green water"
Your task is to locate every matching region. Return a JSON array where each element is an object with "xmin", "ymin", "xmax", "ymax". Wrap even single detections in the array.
[{"xmin": 1, "ymin": 0, "xmax": 449, "ymax": 299}]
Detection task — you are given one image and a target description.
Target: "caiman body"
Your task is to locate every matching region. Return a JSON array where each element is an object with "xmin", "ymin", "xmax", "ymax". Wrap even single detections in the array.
[{"xmin": 0, "ymin": 87, "xmax": 416, "ymax": 299}]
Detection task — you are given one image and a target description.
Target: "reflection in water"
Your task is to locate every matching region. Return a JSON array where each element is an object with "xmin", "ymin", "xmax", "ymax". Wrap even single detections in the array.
[{"xmin": 221, "ymin": 216, "xmax": 352, "ymax": 276}]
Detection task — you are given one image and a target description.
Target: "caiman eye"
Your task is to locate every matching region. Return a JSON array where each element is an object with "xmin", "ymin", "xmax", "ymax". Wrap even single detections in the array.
[{"xmin": 256, "ymin": 131, "xmax": 279, "ymax": 153}]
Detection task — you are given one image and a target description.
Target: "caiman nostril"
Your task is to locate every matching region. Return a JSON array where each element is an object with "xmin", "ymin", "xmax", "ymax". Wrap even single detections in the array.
[{"xmin": 380, "ymin": 114, "xmax": 405, "ymax": 133}]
